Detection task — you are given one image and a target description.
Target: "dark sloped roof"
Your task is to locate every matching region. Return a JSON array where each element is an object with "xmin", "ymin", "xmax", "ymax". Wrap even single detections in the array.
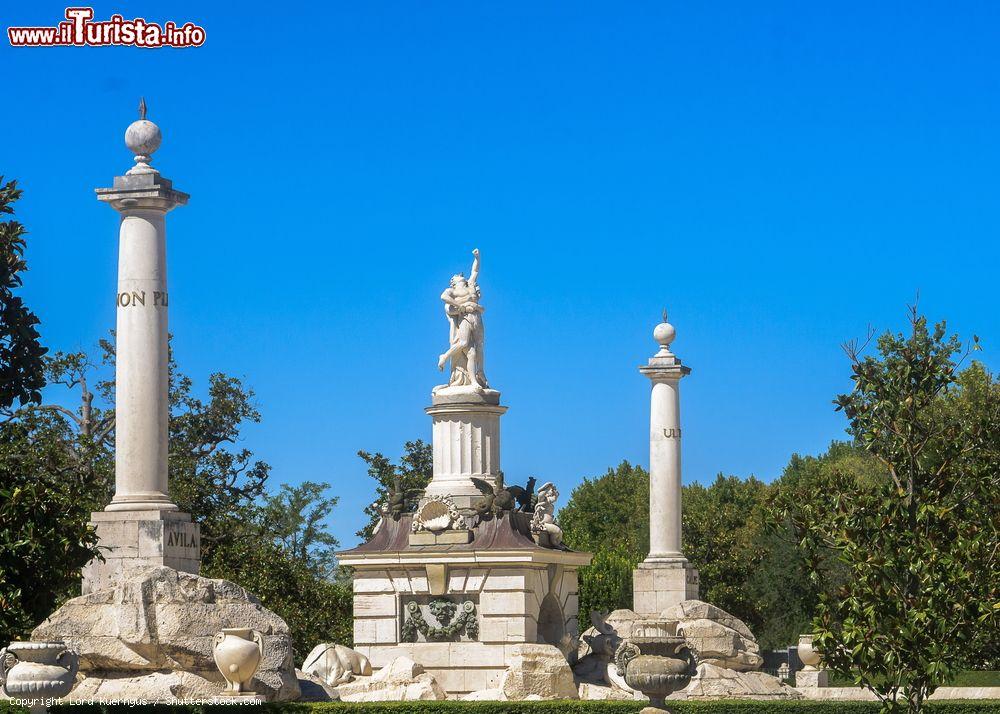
[{"xmin": 339, "ymin": 511, "xmax": 573, "ymax": 555}]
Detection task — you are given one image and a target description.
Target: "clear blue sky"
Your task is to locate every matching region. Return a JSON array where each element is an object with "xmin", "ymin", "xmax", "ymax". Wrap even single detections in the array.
[{"xmin": 4, "ymin": 2, "xmax": 999, "ymax": 548}]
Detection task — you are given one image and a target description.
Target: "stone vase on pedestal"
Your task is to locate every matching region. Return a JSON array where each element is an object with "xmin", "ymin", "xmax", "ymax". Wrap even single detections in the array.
[
  {"xmin": 797, "ymin": 634, "xmax": 820, "ymax": 670},
  {"xmin": 795, "ymin": 634, "xmax": 829, "ymax": 688},
  {"xmin": 213, "ymin": 628, "xmax": 263, "ymax": 695}
]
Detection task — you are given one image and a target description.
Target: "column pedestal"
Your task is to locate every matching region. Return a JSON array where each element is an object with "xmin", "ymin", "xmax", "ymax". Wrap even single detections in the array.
[
  {"xmin": 632, "ymin": 560, "xmax": 700, "ymax": 614},
  {"xmin": 796, "ymin": 669, "xmax": 830, "ymax": 688},
  {"xmin": 82, "ymin": 510, "xmax": 200, "ymax": 594},
  {"xmin": 424, "ymin": 387, "xmax": 506, "ymax": 509}
]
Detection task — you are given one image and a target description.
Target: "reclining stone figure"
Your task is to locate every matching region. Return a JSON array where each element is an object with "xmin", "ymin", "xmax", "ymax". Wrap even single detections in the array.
[{"xmin": 301, "ymin": 643, "xmax": 372, "ymax": 686}]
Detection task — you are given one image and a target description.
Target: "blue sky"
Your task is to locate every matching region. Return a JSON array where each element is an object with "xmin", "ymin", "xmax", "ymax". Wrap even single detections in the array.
[{"xmin": 4, "ymin": 2, "xmax": 999, "ymax": 548}]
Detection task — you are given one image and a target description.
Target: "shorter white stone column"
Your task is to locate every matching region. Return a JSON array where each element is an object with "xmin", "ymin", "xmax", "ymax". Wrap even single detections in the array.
[
  {"xmin": 424, "ymin": 389, "xmax": 507, "ymax": 508},
  {"xmin": 633, "ymin": 311, "xmax": 699, "ymax": 614}
]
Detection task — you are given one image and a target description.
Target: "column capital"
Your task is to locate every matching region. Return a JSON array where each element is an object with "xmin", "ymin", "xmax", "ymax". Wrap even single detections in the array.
[
  {"xmin": 96, "ymin": 172, "xmax": 189, "ymax": 214},
  {"xmin": 639, "ymin": 356, "xmax": 691, "ymax": 381}
]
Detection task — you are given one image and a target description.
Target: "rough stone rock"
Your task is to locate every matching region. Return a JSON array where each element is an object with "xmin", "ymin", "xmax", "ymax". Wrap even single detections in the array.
[
  {"xmin": 678, "ymin": 663, "xmax": 803, "ymax": 700},
  {"xmin": 661, "ymin": 600, "xmax": 763, "ymax": 671},
  {"xmin": 377, "ymin": 656, "xmax": 424, "ymax": 680},
  {"xmin": 296, "ymin": 670, "xmax": 340, "ymax": 701},
  {"xmin": 301, "ymin": 643, "xmax": 372, "ymax": 685},
  {"xmin": 461, "ymin": 688, "xmax": 505, "ymax": 701},
  {"xmin": 336, "ymin": 656, "xmax": 446, "ymax": 702},
  {"xmin": 662, "ymin": 601, "xmax": 754, "ymax": 639},
  {"xmin": 61, "ymin": 670, "xmax": 223, "ymax": 702},
  {"xmin": 578, "ymin": 682, "xmax": 639, "ymax": 701},
  {"xmin": 32, "ymin": 566, "xmax": 299, "ymax": 701},
  {"xmin": 500, "ymin": 644, "xmax": 578, "ymax": 701}
]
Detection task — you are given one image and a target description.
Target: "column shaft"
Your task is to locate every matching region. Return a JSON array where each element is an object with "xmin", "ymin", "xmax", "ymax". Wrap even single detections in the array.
[
  {"xmin": 108, "ymin": 209, "xmax": 172, "ymax": 510},
  {"xmin": 649, "ymin": 378, "xmax": 683, "ymax": 559}
]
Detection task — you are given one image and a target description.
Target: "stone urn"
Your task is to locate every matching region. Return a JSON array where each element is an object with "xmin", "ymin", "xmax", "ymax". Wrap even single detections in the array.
[
  {"xmin": 797, "ymin": 634, "xmax": 821, "ymax": 671},
  {"xmin": 0, "ymin": 641, "xmax": 79, "ymax": 705},
  {"xmin": 615, "ymin": 618, "xmax": 693, "ymax": 712},
  {"xmin": 212, "ymin": 628, "xmax": 264, "ymax": 695}
]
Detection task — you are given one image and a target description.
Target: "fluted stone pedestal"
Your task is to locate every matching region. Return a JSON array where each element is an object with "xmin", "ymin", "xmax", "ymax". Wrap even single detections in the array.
[{"xmin": 424, "ymin": 387, "xmax": 506, "ymax": 509}]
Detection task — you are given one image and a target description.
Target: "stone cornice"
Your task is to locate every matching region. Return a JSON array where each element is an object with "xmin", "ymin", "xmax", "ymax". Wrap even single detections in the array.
[
  {"xmin": 96, "ymin": 172, "xmax": 188, "ymax": 213},
  {"xmin": 338, "ymin": 548, "xmax": 593, "ymax": 568}
]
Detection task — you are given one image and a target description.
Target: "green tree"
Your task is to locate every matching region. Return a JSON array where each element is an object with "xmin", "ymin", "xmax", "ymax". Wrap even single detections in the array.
[
  {"xmin": 203, "ymin": 482, "xmax": 352, "ymax": 658},
  {"xmin": 560, "ymin": 462, "xmax": 648, "ymax": 618},
  {"xmin": 356, "ymin": 440, "xmax": 432, "ymax": 541},
  {"xmin": 0, "ymin": 177, "xmax": 46, "ymax": 413},
  {"xmin": 560, "ymin": 461, "xmax": 649, "ymax": 555},
  {"xmin": 756, "ymin": 441, "xmax": 884, "ymax": 649},
  {"xmin": 683, "ymin": 474, "xmax": 769, "ymax": 635},
  {"xmin": 576, "ymin": 540, "xmax": 641, "ymax": 620},
  {"xmin": 776, "ymin": 310, "xmax": 1000, "ymax": 713},
  {"xmin": 262, "ymin": 481, "xmax": 340, "ymax": 577},
  {"xmin": 0, "ymin": 179, "xmax": 100, "ymax": 644}
]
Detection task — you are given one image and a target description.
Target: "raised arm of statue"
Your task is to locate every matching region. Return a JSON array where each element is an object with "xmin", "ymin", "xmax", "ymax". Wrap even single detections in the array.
[{"xmin": 469, "ymin": 248, "xmax": 480, "ymax": 287}]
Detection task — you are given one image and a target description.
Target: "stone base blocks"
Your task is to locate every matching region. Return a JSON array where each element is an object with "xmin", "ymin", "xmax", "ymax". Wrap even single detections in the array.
[
  {"xmin": 344, "ymin": 552, "xmax": 587, "ymax": 696},
  {"xmin": 82, "ymin": 509, "xmax": 200, "ymax": 594},
  {"xmin": 632, "ymin": 561, "xmax": 699, "ymax": 614}
]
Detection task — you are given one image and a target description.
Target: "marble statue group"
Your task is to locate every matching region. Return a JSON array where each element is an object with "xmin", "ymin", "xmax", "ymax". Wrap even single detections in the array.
[
  {"xmin": 0, "ymin": 103, "xmax": 827, "ymax": 710},
  {"xmin": 436, "ymin": 248, "xmax": 489, "ymax": 393}
]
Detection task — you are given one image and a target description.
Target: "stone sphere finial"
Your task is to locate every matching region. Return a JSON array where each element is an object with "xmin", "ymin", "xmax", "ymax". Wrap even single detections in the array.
[
  {"xmin": 653, "ymin": 308, "xmax": 676, "ymax": 356},
  {"xmin": 124, "ymin": 97, "xmax": 162, "ymax": 175}
]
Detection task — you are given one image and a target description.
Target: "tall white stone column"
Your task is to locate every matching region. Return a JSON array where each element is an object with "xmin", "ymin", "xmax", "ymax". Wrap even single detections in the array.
[
  {"xmin": 633, "ymin": 311, "xmax": 699, "ymax": 613},
  {"xmin": 82, "ymin": 100, "xmax": 200, "ymax": 593}
]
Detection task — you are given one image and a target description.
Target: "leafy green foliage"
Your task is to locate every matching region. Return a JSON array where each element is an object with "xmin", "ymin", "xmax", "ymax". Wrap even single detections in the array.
[
  {"xmin": 356, "ymin": 440, "xmax": 432, "ymax": 541},
  {"xmin": 559, "ymin": 461, "xmax": 647, "ymax": 618},
  {"xmin": 0, "ymin": 177, "xmax": 46, "ymax": 413},
  {"xmin": 0, "ymin": 180, "xmax": 101, "ymax": 645},
  {"xmin": 683, "ymin": 475, "xmax": 769, "ymax": 632},
  {"xmin": 560, "ymin": 461, "xmax": 649, "ymax": 556},
  {"xmin": 0, "ymin": 418, "xmax": 101, "ymax": 644},
  {"xmin": 755, "ymin": 441, "xmax": 884, "ymax": 649},
  {"xmin": 775, "ymin": 310, "xmax": 1000, "ymax": 713},
  {"xmin": 262, "ymin": 482, "xmax": 341, "ymax": 577},
  {"xmin": 574, "ymin": 539, "xmax": 642, "ymax": 620}
]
